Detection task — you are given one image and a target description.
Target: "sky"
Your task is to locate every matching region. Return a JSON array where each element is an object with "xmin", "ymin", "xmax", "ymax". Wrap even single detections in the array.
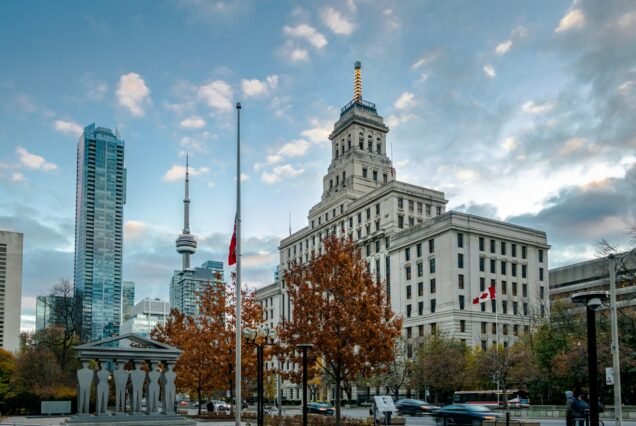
[{"xmin": 0, "ymin": 0, "xmax": 634, "ymax": 332}]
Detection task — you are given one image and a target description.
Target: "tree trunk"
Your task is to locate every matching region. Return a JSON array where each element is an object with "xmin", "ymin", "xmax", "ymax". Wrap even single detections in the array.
[
  {"xmin": 335, "ymin": 378, "xmax": 342, "ymax": 426},
  {"xmin": 198, "ymin": 382, "xmax": 202, "ymax": 416},
  {"xmin": 228, "ymin": 362, "xmax": 234, "ymax": 415}
]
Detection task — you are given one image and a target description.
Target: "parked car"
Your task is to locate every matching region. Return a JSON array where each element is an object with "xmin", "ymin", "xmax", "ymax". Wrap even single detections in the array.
[
  {"xmin": 432, "ymin": 404, "xmax": 503, "ymax": 426},
  {"xmin": 395, "ymin": 399, "xmax": 439, "ymax": 415},
  {"xmin": 307, "ymin": 402, "xmax": 334, "ymax": 415},
  {"xmin": 207, "ymin": 400, "xmax": 230, "ymax": 412}
]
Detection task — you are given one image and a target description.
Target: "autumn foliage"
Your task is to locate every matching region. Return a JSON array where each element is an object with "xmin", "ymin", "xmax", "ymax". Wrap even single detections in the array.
[{"xmin": 276, "ymin": 235, "xmax": 402, "ymax": 424}]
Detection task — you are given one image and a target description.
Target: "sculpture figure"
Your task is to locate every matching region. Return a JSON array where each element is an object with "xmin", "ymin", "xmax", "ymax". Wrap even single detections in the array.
[
  {"xmin": 96, "ymin": 361, "xmax": 110, "ymax": 415},
  {"xmin": 130, "ymin": 362, "xmax": 147, "ymax": 413},
  {"xmin": 113, "ymin": 361, "xmax": 130, "ymax": 413},
  {"xmin": 76, "ymin": 360, "xmax": 94, "ymax": 415},
  {"xmin": 159, "ymin": 366, "xmax": 167, "ymax": 413},
  {"xmin": 147, "ymin": 361, "xmax": 161, "ymax": 414},
  {"xmin": 164, "ymin": 362, "xmax": 177, "ymax": 414}
]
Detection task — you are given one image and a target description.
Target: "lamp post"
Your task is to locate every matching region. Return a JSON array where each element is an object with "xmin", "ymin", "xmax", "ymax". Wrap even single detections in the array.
[
  {"xmin": 296, "ymin": 343, "xmax": 313, "ymax": 426},
  {"xmin": 243, "ymin": 325, "xmax": 276, "ymax": 426},
  {"xmin": 572, "ymin": 291, "xmax": 609, "ymax": 426}
]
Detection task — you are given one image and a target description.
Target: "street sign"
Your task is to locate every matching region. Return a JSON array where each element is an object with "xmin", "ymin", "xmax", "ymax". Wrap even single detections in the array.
[
  {"xmin": 606, "ymin": 367, "xmax": 614, "ymax": 385},
  {"xmin": 374, "ymin": 395, "xmax": 396, "ymax": 413}
]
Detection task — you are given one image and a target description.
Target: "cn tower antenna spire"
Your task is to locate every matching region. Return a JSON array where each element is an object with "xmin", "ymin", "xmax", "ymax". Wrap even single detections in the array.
[
  {"xmin": 354, "ymin": 61, "xmax": 362, "ymax": 102},
  {"xmin": 176, "ymin": 153, "xmax": 197, "ymax": 270}
]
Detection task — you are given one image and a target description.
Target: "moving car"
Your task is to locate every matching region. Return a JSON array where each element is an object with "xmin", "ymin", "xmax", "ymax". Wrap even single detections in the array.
[
  {"xmin": 432, "ymin": 404, "xmax": 503, "ymax": 426},
  {"xmin": 307, "ymin": 402, "xmax": 334, "ymax": 415},
  {"xmin": 395, "ymin": 399, "xmax": 439, "ymax": 415},
  {"xmin": 209, "ymin": 400, "xmax": 230, "ymax": 412}
]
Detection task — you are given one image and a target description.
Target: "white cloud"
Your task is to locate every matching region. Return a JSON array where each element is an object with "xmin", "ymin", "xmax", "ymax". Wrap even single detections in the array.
[
  {"xmin": 241, "ymin": 75, "xmax": 279, "ymax": 98},
  {"xmin": 501, "ymin": 137, "xmax": 518, "ymax": 152},
  {"xmin": 179, "ymin": 116, "xmax": 206, "ymax": 129},
  {"xmin": 558, "ymin": 138, "xmax": 586, "ymax": 156},
  {"xmin": 283, "ymin": 24, "xmax": 327, "ymax": 49},
  {"xmin": 394, "ymin": 92, "xmax": 415, "ymax": 110},
  {"xmin": 321, "ymin": 8, "xmax": 355, "ymax": 35},
  {"xmin": 555, "ymin": 8, "xmax": 585, "ymax": 33},
  {"xmin": 290, "ymin": 48, "xmax": 309, "ymax": 62},
  {"xmin": 495, "ymin": 40, "xmax": 512, "ymax": 55},
  {"xmin": 180, "ymin": 136, "xmax": 206, "ymax": 153},
  {"xmin": 16, "ymin": 147, "xmax": 57, "ymax": 171},
  {"xmin": 383, "ymin": 8, "xmax": 401, "ymax": 30},
  {"xmin": 116, "ymin": 72, "xmax": 150, "ymax": 117},
  {"xmin": 240, "ymin": 173, "xmax": 250, "ymax": 182},
  {"xmin": 54, "ymin": 120, "xmax": 83, "ymax": 137},
  {"xmin": 124, "ymin": 220, "xmax": 147, "ymax": 241},
  {"xmin": 412, "ymin": 52, "xmax": 439, "ymax": 70},
  {"xmin": 386, "ymin": 113, "xmax": 417, "ymax": 128},
  {"xmin": 163, "ymin": 165, "xmax": 210, "ymax": 182},
  {"xmin": 483, "ymin": 64, "xmax": 496, "ymax": 78},
  {"xmin": 261, "ymin": 164, "xmax": 304, "ymax": 184},
  {"xmin": 521, "ymin": 100, "xmax": 555, "ymax": 114},
  {"xmin": 301, "ymin": 119, "xmax": 332, "ymax": 144},
  {"xmin": 198, "ymin": 80, "xmax": 234, "ymax": 112},
  {"xmin": 278, "ymin": 139, "xmax": 310, "ymax": 157},
  {"xmin": 11, "ymin": 172, "xmax": 24, "ymax": 182},
  {"xmin": 456, "ymin": 169, "xmax": 480, "ymax": 183}
]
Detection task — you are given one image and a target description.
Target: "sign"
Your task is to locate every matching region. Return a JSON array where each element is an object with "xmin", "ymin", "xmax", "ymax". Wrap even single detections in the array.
[
  {"xmin": 606, "ymin": 367, "xmax": 614, "ymax": 385},
  {"xmin": 374, "ymin": 395, "xmax": 396, "ymax": 413}
]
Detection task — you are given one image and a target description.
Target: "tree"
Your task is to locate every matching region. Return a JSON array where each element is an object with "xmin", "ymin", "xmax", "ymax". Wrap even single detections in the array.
[
  {"xmin": 413, "ymin": 334, "xmax": 467, "ymax": 404},
  {"xmin": 276, "ymin": 235, "xmax": 402, "ymax": 425},
  {"xmin": 365, "ymin": 338, "xmax": 413, "ymax": 400},
  {"xmin": 0, "ymin": 349, "xmax": 16, "ymax": 402}
]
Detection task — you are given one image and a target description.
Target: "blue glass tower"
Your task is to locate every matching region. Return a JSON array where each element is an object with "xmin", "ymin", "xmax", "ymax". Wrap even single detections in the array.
[{"xmin": 74, "ymin": 123, "xmax": 126, "ymax": 342}]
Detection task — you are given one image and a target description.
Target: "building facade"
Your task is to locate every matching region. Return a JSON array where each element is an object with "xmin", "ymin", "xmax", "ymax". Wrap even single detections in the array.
[
  {"xmin": 119, "ymin": 297, "xmax": 170, "ymax": 337},
  {"xmin": 0, "ymin": 230, "xmax": 23, "ymax": 352},
  {"xmin": 74, "ymin": 123, "xmax": 127, "ymax": 342},
  {"xmin": 122, "ymin": 280, "xmax": 135, "ymax": 323},
  {"xmin": 35, "ymin": 295, "xmax": 66, "ymax": 331},
  {"xmin": 170, "ymin": 261, "xmax": 224, "ymax": 315}
]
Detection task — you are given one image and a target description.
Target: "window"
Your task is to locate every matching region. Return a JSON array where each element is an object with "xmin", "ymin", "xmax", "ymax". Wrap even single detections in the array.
[
  {"xmin": 512, "ymin": 263, "xmax": 517, "ymax": 277},
  {"xmin": 503, "ymin": 324, "xmax": 508, "ymax": 335},
  {"xmin": 514, "ymin": 325, "xmax": 519, "ymax": 336},
  {"xmin": 429, "ymin": 238, "xmax": 435, "ymax": 253},
  {"xmin": 479, "ymin": 237, "xmax": 485, "ymax": 251},
  {"xmin": 479, "ymin": 257, "xmax": 485, "ymax": 272},
  {"xmin": 376, "ymin": 143, "xmax": 381, "ymax": 154},
  {"xmin": 409, "ymin": 200, "xmax": 414, "ymax": 212},
  {"xmin": 418, "ymin": 301, "xmax": 424, "ymax": 315},
  {"xmin": 417, "ymin": 262, "xmax": 423, "ymax": 277},
  {"xmin": 490, "ymin": 259, "xmax": 496, "ymax": 273},
  {"xmin": 501, "ymin": 261, "xmax": 507, "ymax": 275},
  {"xmin": 375, "ymin": 240, "xmax": 380, "ymax": 253},
  {"xmin": 416, "ymin": 243, "xmax": 422, "ymax": 257},
  {"xmin": 457, "ymin": 233, "xmax": 464, "ymax": 248},
  {"xmin": 540, "ymin": 286, "xmax": 545, "ymax": 299},
  {"xmin": 523, "ymin": 303, "xmax": 528, "ymax": 316},
  {"xmin": 418, "ymin": 281, "xmax": 423, "ymax": 297},
  {"xmin": 383, "ymin": 173, "xmax": 387, "ymax": 183},
  {"xmin": 502, "ymin": 300, "xmax": 508, "ymax": 314},
  {"xmin": 397, "ymin": 197, "xmax": 403, "ymax": 209},
  {"xmin": 405, "ymin": 265, "xmax": 412, "ymax": 280},
  {"xmin": 480, "ymin": 277, "xmax": 485, "ymax": 291},
  {"xmin": 406, "ymin": 285, "xmax": 412, "ymax": 299},
  {"xmin": 492, "ymin": 323, "xmax": 497, "ymax": 334},
  {"xmin": 501, "ymin": 281, "xmax": 507, "ymax": 295},
  {"xmin": 431, "ymin": 300, "xmax": 436, "ymax": 313},
  {"xmin": 429, "ymin": 258, "xmax": 436, "ymax": 273},
  {"xmin": 458, "ymin": 253, "xmax": 464, "ymax": 268},
  {"xmin": 522, "ymin": 245, "xmax": 527, "ymax": 259},
  {"xmin": 460, "ymin": 320, "xmax": 466, "ymax": 332},
  {"xmin": 513, "ymin": 301, "xmax": 518, "ymax": 315},
  {"xmin": 419, "ymin": 324, "xmax": 424, "ymax": 337},
  {"xmin": 522, "ymin": 284, "xmax": 528, "ymax": 297},
  {"xmin": 481, "ymin": 340, "xmax": 487, "ymax": 351},
  {"xmin": 512, "ymin": 282, "xmax": 517, "ymax": 296},
  {"xmin": 512, "ymin": 243, "xmax": 517, "ymax": 257},
  {"xmin": 501, "ymin": 241, "xmax": 506, "ymax": 256},
  {"xmin": 430, "ymin": 279, "xmax": 436, "ymax": 294},
  {"xmin": 491, "ymin": 299, "xmax": 496, "ymax": 313},
  {"xmin": 357, "ymin": 212, "xmax": 362, "ymax": 224},
  {"xmin": 366, "ymin": 208, "xmax": 371, "ymax": 220},
  {"xmin": 522, "ymin": 264, "xmax": 527, "ymax": 279},
  {"xmin": 481, "ymin": 302, "xmax": 486, "ymax": 312},
  {"xmin": 375, "ymin": 220, "xmax": 380, "ymax": 232},
  {"xmin": 373, "ymin": 170, "xmax": 378, "ymax": 181},
  {"xmin": 539, "ymin": 267, "xmax": 544, "ymax": 281},
  {"xmin": 481, "ymin": 322, "xmax": 487, "ymax": 334},
  {"xmin": 459, "ymin": 295, "xmax": 465, "ymax": 310},
  {"xmin": 417, "ymin": 202, "xmax": 422, "ymax": 214},
  {"xmin": 409, "ymin": 216, "xmax": 414, "ymax": 226},
  {"xmin": 330, "ymin": 179, "xmax": 333, "ymax": 190},
  {"xmin": 436, "ymin": 206, "xmax": 442, "ymax": 215},
  {"xmin": 366, "ymin": 244, "xmax": 371, "ymax": 256},
  {"xmin": 362, "ymin": 168, "xmax": 368, "ymax": 178},
  {"xmin": 406, "ymin": 327, "xmax": 412, "ymax": 339},
  {"xmin": 386, "ymin": 237, "xmax": 390, "ymax": 249},
  {"xmin": 406, "ymin": 304, "xmax": 411, "ymax": 318},
  {"xmin": 490, "ymin": 239, "xmax": 496, "ymax": 253},
  {"xmin": 426, "ymin": 204, "xmax": 431, "ymax": 216},
  {"xmin": 376, "ymin": 203, "xmax": 380, "ymax": 215},
  {"xmin": 539, "ymin": 249, "xmax": 544, "ymax": 263},
  {"xmin": 398, "ymin": 215, "xmax": 404, "ymax": 229},
  {"xmin": 458, "ymin": 274, "xmax": 465, "ymax": 289},
  {"xmin": 405, "ymin": 247, "xmax": 411, "ymax": 261}
]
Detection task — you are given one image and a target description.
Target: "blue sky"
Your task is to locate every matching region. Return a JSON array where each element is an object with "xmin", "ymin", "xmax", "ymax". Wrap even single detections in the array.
[{"xmin": 0, "ymin": 0, "xmax": 634, "ymax": 331}]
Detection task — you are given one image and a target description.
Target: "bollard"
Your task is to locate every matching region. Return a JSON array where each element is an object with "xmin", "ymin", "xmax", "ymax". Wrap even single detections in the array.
[{"xmin": 506, "ymin": 411, "xmax": 511, "ymax": 426}]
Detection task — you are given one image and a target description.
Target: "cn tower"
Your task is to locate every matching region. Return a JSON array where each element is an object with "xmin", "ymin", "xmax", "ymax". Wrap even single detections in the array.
[{"xmin": 175, "ymin": 155, "xmax": 197, "ymax": 270}]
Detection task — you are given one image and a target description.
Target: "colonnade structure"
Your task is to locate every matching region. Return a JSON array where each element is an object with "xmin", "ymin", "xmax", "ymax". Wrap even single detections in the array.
[{"xmin": 66, "ymin": 333, "xmax": 195, "ymax": 426}]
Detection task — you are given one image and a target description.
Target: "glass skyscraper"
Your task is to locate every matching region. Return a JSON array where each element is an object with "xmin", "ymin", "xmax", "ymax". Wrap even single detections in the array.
[
  {"xmin": 74, "ymin": 123, "xmax": 126, "ymax": 342},
  {"xmin": 121, "ymin": 280, "xmax": 135, "ymax": 323}
]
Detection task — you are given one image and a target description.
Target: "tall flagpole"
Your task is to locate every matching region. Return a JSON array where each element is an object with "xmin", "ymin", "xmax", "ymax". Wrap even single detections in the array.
[{"xmin": 235, "ymin": 102, "xmax": 242, "ymax": 426}]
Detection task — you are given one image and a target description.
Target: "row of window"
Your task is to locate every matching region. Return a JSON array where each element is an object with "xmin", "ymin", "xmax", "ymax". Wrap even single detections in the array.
[
  {"xmin": 336, "ymin": 131, "xmax": 383, "ymax": 158},
  {"xmin": 397, "ymin": 197, "xmax": 442, "ymax": 216},
  {"xmin": 405, "ymin": 296, "xmax": 542, "ymax": 318},
  {"xmin": 478, "ymin": 237, "xmax": 544, "ymax": 263}
]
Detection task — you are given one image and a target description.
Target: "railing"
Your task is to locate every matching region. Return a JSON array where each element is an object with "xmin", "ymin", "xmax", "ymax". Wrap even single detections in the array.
[{"xmin": 340, "ymin": 99, "xmax": 377, "ymax": 115}]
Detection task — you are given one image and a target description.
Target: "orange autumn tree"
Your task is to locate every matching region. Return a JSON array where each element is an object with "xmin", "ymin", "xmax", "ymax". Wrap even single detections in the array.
[{"xmin": 277, "ymin": 235, "xmax": 402, "ymax": 424}]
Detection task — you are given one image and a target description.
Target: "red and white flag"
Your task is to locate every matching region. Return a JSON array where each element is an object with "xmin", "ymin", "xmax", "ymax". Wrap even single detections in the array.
[
  {"xmin": 228, "ymin": 219, "xmax": 237, "ymax": 266},
  {"xmin": 472, "ymin": 286, "xmax": 496, "ymax": 305}
]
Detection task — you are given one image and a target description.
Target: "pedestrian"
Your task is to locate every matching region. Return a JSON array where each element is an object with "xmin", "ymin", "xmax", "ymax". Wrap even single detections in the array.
[{"xmin": 565, "ymin": 391, "xmax": 581, "ymax": 426}]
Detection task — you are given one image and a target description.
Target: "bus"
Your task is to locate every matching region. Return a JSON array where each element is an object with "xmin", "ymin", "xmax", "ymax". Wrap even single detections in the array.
[{"xmin": 452, "ymin": 390, "xmax": 530, "ymax": 408}]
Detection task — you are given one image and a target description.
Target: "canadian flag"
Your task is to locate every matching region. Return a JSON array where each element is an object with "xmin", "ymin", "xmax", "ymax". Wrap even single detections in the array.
[
  {"xmin": 472, "ymin": 286, "xmax": 496, "ymax": 305},
  {"xmin": 228, "ymin": 218, "xmax": 237, "ymax": 266}
]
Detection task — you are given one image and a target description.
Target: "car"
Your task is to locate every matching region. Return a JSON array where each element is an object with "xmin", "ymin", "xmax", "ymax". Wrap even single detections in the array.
[
  {"xmin": 307, "ymin": 402, "xmax": 334, "ymax": 415},
  {"xmin": 207, "ymin": 400, "xmax": 230, "ymax": 412},
  {"xmin": 432, "ymin": 404, "xmax": 503, "ymax": 426},
  {"xmin": 395, "ymin": 399, "xmax": 439, "ymax": 416},
  {"xmin": 507, "ymin": 397, "xmax": 530, "ymax": 409}
]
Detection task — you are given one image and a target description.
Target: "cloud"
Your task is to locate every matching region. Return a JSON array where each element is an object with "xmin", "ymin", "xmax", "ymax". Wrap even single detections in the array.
[
  {"xmin": 116, "ymin": 72, "xmax": 150, "ymax": 117},
  {"xmin": 496, "ymin": 40, "xmax": 513, "ymax": 55},
  {"xmin": 180, "ymin": 136, "xmax": 206, "ymax": 153},
  {"xmin": 386, "ymin": 113, "xmax": 417, "ymax": 128},
  {"xmin": 283, "ymin": 24, "xmax": 327, "ymax": 49},
  {"xmin": 289, "ymin": 48, "xmax": 309, "ymax": 62},
  {"xmin": 483, "ymin": 64, "xmax": 496, "ymax": 78},
  {"xmin": 522, "ymin": 100, "xmax": 555, "ymax": 114},
  {"xmin": 501, "ymin": 137, "xmax": 518, "ymax": 152},
  {"xmin": 269, "ymin": 96, "xmax": 292, "ymax": 117},
  {"xmin": 382, "ymin": 8, "xmax": 401, "ymax": 31},
  {"xmin": 456, "ymin": 169, "xmax": 480, "ymax": 183},
  {"xmin": 163, "ymin": 164, "xmax": 210, "ymax": 182},
  {"xmin": 411, "ymin": 52, "xmax": 439, "ymax": 70},
  {"xmin": 11, "ymin": 172, "xmax": 24, "ymax": 182},
  {"xmin": 394, "ymin": 92, "xmax": 415, "ymax": 110},
  {"xmin": 555, "ymin": 8, "xmax": 586, "ymax": 33},
  {"xmin": 321, "ymin": 8, "xmax": 354, "ymax": 35},
  {"xmin": 198, "ymin": 80, "xmax": 234, "ymax": 112},
  {"xmin": 241, "ymin": 75, "xmax": 279, "ymax": 98},
  {"xmin": 16, "ymin": 147, "xmax": 57, "ymax": 171},
  {"xmin": 54, "ymin": 120, "xmax": 83, "ymax": 137},
  {"xmin": 261, "ymin": 164, "xmax": 304, "ymax": 184},
  {"xmin": 300, "ymin": 119, "xmax": 332, "ymax": 144},
  {"xmin": 557, "ymin": 138, "xmax": 586, "ymax": 156},
  {"xmin": 278, "ymin": 139, "xmax": 310, "ymax": 157},
  {"xmin": 124, "ymin": 220, "xmax": 147, "ymax": 241},
  {"xmin": 179, "ymin": 116, "xmax": 206, "ymax": 129}
]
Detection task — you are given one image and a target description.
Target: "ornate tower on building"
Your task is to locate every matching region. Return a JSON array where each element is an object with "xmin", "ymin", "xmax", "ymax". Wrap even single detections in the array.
[{"xmin": 175, "ymin": 156, "xmax": 197, "ymax": 270}]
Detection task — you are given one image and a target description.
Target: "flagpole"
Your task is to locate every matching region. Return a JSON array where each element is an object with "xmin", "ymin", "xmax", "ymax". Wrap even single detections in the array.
[{"xmin": 235, "ymin": 102, "xmax": 242, "ymax": 426}]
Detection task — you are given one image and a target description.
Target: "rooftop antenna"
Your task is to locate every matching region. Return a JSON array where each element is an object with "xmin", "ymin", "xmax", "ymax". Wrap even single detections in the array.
[{"xmin": 354, "ymin": 61, "xmax": 362, "ymax": 102}]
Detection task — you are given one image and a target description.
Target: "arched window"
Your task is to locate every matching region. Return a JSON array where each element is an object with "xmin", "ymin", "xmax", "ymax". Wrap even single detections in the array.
[
  {"xmin": 368, "ymin": 137, "xmax": 373, "ymax": 152},
  {"xmin": 376, "ymin": 143, "xmax": 381, "ymax": 154}
]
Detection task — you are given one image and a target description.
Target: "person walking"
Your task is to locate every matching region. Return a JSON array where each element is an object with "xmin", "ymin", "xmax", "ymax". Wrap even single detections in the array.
[{"xmin": 566, "ymin": 391, "xmax": 581, "ymax": 426}]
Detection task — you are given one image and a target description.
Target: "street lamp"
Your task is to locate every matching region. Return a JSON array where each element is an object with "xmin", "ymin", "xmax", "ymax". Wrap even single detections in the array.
[
  {"xmin": 572, "ymin": 291, "xmax": 609, "ymax": 426},
  {"xmin": 296, "ymin": 343, "xmax": 313, "ymax": 426},
  {"xmin": 243, "ymin": 325, "xmax": 277, "ymax": 426}
]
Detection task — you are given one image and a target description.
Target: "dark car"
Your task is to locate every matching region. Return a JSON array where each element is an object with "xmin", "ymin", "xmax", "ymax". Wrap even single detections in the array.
[
  {"xmin": 432, "ymin": 404, "xmax": 503, "ymax": 426},
  {"xmin": 307, "ymin": 402, "xmax": 334, "ymax": 415},
  {"xmin": 395, "ymin": 399, "xmax": 439, "ymax": 416}
]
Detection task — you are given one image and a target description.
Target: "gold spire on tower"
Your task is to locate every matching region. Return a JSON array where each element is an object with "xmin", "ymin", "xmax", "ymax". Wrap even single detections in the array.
[{"xmin": 353, "ymin": 61, "xmax": 362, "ymax": 102}]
